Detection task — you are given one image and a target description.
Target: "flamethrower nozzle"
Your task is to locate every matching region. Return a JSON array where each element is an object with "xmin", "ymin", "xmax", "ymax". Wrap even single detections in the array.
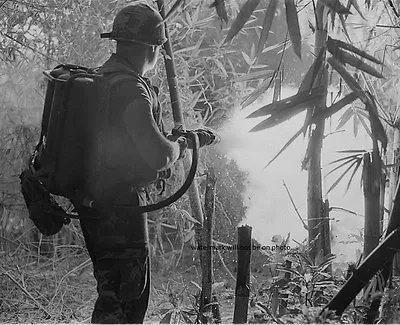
[{"xmin": 171, "ymin": 127, "xmax": 220, "ymax": 148}]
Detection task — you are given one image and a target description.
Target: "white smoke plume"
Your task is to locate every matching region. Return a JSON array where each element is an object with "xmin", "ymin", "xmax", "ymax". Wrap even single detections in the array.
[{"xmin": 220, "ymin": 86, "xmax": 370, "ymax": 263}]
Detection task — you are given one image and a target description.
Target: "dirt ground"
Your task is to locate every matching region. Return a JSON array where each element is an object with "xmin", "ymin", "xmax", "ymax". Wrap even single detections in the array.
[{"xmin": 0, "ymin": 245, "xmax": 240, "ymax": 324}]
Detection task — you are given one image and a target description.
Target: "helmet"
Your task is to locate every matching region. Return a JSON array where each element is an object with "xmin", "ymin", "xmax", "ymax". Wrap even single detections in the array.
[{"xmin": 101, "ymin": 3, "xmax": 167, "ymax": 46}]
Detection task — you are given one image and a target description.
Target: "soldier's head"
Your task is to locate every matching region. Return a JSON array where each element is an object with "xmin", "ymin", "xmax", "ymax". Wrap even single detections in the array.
[{"xmin": 101, "ymin": 2, "xmax": 167, "ymax": 73}]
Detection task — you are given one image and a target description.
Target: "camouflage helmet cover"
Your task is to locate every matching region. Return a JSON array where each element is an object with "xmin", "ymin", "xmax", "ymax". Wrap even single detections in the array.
[{"xmin": 101, "ymin": 2, "xmax": 167, "ymax": 46}]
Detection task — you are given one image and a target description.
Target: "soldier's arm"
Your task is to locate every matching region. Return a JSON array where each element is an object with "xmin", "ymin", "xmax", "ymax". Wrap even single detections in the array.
[{"xmin": 123, "ymin": 98, "xmax": 183, "ymax": 171}]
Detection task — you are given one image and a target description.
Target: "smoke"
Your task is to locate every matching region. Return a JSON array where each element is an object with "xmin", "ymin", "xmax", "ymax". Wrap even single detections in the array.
[{"xmin": 219, "ymin": 86, "xmax": 369, "ymax": 263}]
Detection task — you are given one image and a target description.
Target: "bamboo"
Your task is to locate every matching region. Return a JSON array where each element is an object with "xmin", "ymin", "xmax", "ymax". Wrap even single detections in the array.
[
  {"xmin": 154, "ymin": 5, "xmax": 209, "ymax": 320},
  {"xmin": 233, "ymin": 225, "xmax": 252, "ymax": 324},
  {"xmin": 278, "ymin": 260, "xmax": 292, "ymax": 316},
  {"xmin": 199, "ymin": 169, "xmax": 217, "ymax": 323},
  {"xmin": 155, "ymin": 0, "xmax": 204, "ymax": 226},
  {"xmin": 307, "ymin": 1, "xmax": 329, "ymax": 262},
  {"xmin": 322, "ymin": 227, "xmax": 400, "ymax": 316},
  {"xmin": 362, "ymin": 152, "xmax": 381, "ymax": 258},
  {"xmin": 321, "ymin": 199, "xmax": 332, "ymax": 273},
  {"xmin": 212, "ymin": 295, "xmax": 222, "ymax": 324},
  {"xmin": 323, "ymin": 177, "xmax": 400, "ymax": 316},
  {"xmin": 390, "ymin": 128, "xmax": 400, "ymax": 275}
]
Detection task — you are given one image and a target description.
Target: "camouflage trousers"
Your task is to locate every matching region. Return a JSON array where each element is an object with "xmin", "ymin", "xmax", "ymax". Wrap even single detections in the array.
[{"xmin": 79, "ymin": 187, "xmax": 150, "ymax": 324}]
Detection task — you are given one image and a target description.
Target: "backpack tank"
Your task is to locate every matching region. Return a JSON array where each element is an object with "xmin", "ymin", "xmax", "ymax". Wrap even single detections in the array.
[{"xmin": 33, "ymin": 65, "xmax": 108, "ymax": 198}]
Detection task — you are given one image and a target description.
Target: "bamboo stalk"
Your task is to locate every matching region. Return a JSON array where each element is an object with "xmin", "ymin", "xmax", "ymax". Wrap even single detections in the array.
[
  {"xmin": 278, "ymin": 260, "xmax": 292, "ymax": 316},
  {"xmin": 391, "ymin": 128, "xmax": 400, "ymax": 275},
  {"xmin": 199, "ymin": 169, "xmax": 217, "ymax": 323},
  {"xmin": 307, "ymin": 1, "xmax": 329, "ymax": 262},
  {"xmin": 321, "ymin": 199, "xmax": 332, "ymax": 274},
  {"xmin": 155, "ymin": 0, "xmax": 204, "ymax": 226},
  {"xmin": 362, "ymin": 152, "xmax": 381, "ymax": 258},
  {"xmin": 155, "ymin": 0, "xmax": 208, "ymax": 303},
  {"xmin": 233, "ymin": 225, "xmax": 252, "ymax": 324},
  {"xmin": 322, "ymin": 227, "xmax": 400, "ymax": 316}
]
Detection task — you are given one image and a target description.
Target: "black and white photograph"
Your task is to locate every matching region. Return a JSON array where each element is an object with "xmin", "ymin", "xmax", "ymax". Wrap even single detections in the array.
[{"xmin": 1, "ymin": 0, "xmax": 399, "ymax": 323}]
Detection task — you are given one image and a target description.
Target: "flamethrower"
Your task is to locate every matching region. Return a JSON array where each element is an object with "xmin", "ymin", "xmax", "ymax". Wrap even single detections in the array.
[{"xmin": 170, "ymin": 126, "xmax": 220, "ymax": 149}]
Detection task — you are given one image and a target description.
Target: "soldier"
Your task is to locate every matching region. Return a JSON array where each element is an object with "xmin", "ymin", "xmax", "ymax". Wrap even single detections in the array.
[{"xmin": 79, "ymin": 3, "xmax": 189, "ymax": 323}]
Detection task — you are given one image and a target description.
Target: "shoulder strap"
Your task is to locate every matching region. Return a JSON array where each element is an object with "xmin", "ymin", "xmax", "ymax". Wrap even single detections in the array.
[
  {"xmin": 103, "ymin": 71, "xmax": 164, "ymax": 130},
  {"xmin": 104, "ymin": 71, "xmax": 152, "ymax": 94}
]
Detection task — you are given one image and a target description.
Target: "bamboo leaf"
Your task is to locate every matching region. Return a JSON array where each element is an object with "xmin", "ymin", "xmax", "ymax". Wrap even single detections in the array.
[
  {"xmin": 356, "ymin": 107, "xmax": 369, "ymax": 119},
  {"xmin": 249, "ymin": 105, "xmax": 305, "ymax": 131},
  {"xmin": 350, "ymin": 0, "xmax": 366, "ymax": 20},
  {"xmin": 339, "ymin": 14, "xmax": 351, "ymax": 40},
  {"xmin": 330, "ymin": 10, "xmax": 336, "ymax": 29},
  {"xmin": 299, "ymin": 47, "xmax": 326, "ymax": 93},
  {"xmin": 183, "ymin": 229, "xmax": 196, "ymax": 243},
  {"xmin": 346, "ymin": 156, "xmax": 363, "ymax": 192},
  {"xmin": 242, "ymin": 51, "xmax": 254, "ymax": 65},
  {"xmin": 327, "ymin": 159, "xmax": 359, "ymax": 195},
  {"xmin": 187, "ymin": 91, "xmax": 203, "ymax": 112},
  {"xmin": 357, "ymin": 111, "xmax": 373, "ymax": 138},
  {"xmin": 185, "ymin": 11, "xmax": 192, "ymax": 26},
  {"xmin": 327, "ymin": 56, "xmax": 368, "ymax": 102},
  {"xmin": 328, "ymin": 46, "xmax": 384, "ymax": 78},
  {"xmin": 210, "ymin": 0, "xmax": 229, "ymax": 23},
  {"xmin": 326, "ymin": 156, "xmax": 358, "ymax": 177},
  {"xmin": 164, "ymin": 0, "xmax": 185, "ymax": 22},
  {"xmin": 181, "ymin": 312, "xmax": 193, "ymax": 324},
  {"xmin": 180, "ymin": 209, "xmax": 201, "ymax": 224},
  {"xmin": 320, "ymin": 0, "xmax": 352, "ymax": 14},
  {"xmin": 250, "ymin": 42, "xmax": 256, "ymax": 61},
  {"xmin": 339, "ymin": 149, "xmax": 368, "ymax": 153},
  {"xmin": 190, "ymin": 34, "xmax": 205, "ymax": 57},
  {"xmin": 262, "ymin": 39, "xmax": 290, "ymax": 54},
  {"xmin": 241, "ymin": 70, "xmax": 277, "ymax": 108},
  {"xmin": 273, "ymin": 70, "xmax": 282, "ymax": 102},
  {"xmin": 175, "ymin": 45, "xmax": 200, "ymax": 55},
  {"xmin": 223, "ymin": 0, "xmax": 261, "ymax": 44},
  {"xmin": 160, "ymin": 311, "xmax": 173, "ymax": 324},
  {"xmin": 336, "ymin": 106, "xmax": 354, "ymax": 129},
  {"xmin": 247, "ymin": 87, "xmax": 325, "ymax": 118},
  {"xmin": 320, "ymin": 92, "xmax": 358, "ymax": 120},
  {"xmin": 255, "ymin": 0, "xmax": 279, "ymax": 57},
  {"xmin": 285, "ymin": 0, "xmax": 302, "ymax": 59},
  {"xmin": 327, "ymin": 37, "xmax": 383, "ymax": 65},
  {"xmin": 328, "ymin": 153, "xmax": 364, "ymax": 166},
  {"xmin": 213, "ymin": 58, "xmax": 228, "ymax": 78},
  {"xmin": 353, "ymin": 114, "xmax": 359, "ymax": 137},
  {"xmin": 264, "ymin": 125, "xmax": 307, "ymax": 168},
  {"xmin": 330, "ymin": 206, "xmax": 358, "ymax": 214},
  {"xmin": 319, "ymin": 253, "xmax": 336, "ymax": 269},
  {"xmin": 233, "ymin": 69, "xmax": 273, "ymax": 82}
]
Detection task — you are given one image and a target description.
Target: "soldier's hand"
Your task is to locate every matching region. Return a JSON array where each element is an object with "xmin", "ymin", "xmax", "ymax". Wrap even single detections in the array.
[
  {"xmin": 168, "ymin": 128, "xmax": 219, "ymax": 150},
  {"xmin": 176, "ymin": 136, "xmax": 188, "ymax": 159}
]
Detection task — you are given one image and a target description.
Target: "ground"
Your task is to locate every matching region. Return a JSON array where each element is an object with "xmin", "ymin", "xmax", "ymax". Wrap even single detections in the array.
[{"xmin": 0, "ymin": 245, "xmax": 239, "ymax": 324}]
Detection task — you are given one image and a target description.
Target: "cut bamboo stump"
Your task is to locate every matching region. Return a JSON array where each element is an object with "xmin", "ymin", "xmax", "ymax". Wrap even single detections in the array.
[
  {"xmin": 278, "ymin": 260, "xmax": 292, "ymax": 316},
  {"xmin": 199, "ymin": 169, "xmax": 218, "ymax": 323},
  {"xmin": 233, "ymin": 225, "xmax": 252, "ymax": 324}
]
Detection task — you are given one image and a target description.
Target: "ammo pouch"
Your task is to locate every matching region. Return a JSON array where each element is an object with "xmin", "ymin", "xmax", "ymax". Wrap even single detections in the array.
[{"xmin": 20, "ymin": 169, "xmax": 69, "ymax": 236}]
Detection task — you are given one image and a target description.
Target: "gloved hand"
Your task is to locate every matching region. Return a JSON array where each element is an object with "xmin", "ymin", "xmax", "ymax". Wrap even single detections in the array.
[
  {"xmin": 167, "ymin": 134, "xmax": 188, "ymax": 160},
  {"xmin": 170, "ymin": 127, "xmax": 219, "ymax": 149},
  {"xmin": 176, "ymin": 136, "xmax": 188, "ymax": 159}
]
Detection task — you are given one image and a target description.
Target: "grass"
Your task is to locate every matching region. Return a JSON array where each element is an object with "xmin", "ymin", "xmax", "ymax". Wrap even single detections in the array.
[{"xmin": 0, "ymin": 231, "xmax": 238, "ymax": 324}]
